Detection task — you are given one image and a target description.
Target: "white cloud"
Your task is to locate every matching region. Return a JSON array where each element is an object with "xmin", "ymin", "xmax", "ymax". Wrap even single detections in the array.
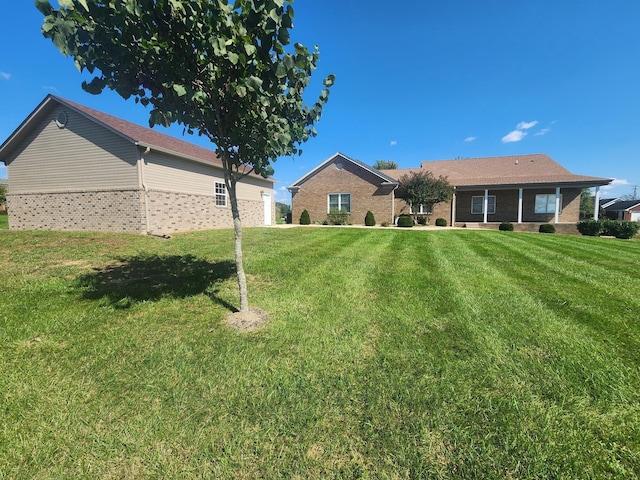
[
  {"xmin": 464, "ymin": 136, "xmax": 476, "ymax": 143},
  {"xmin": 516, "ymin": 121, "xmax": 538, "ymax": 130},
  {"xmin": 601, "ymin": 178, "xmax": 629, "ymax": 193},
  {"xmin": 502, "ymin": 129, "xmax": 527, "ymax": 143},
  {"xmin": 390, "ymin": 140, "xmax": 397, "ymax": 146},
  {"xmin": 534, "ymin": 128, "xmax": 551, "ymax": 136},
  {"xmin": 0, "ymin": 71, "xmax": 11, "ymax": 80},
  {"xmin": 501, "ymin": 120, "xmax": 539, "ymax": 143}
]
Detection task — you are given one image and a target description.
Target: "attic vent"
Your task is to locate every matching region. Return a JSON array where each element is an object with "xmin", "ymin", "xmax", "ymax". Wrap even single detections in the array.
[
  {"xmin": 55, "ymin": 111, "xmax": 68, "ymax": 129},
  {"xmin": 336, "ymin": 162, "xmax": 343, "ymax": 170}
]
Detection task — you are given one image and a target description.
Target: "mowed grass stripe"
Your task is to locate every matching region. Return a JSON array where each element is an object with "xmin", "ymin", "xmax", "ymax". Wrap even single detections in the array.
[
  {"xmin": 2, "ymin": 227, "xmax": 640, "ymax": 478},
  {"xmin": 471, "ymin": 232, "xmax": 640, "ymax": 363}
]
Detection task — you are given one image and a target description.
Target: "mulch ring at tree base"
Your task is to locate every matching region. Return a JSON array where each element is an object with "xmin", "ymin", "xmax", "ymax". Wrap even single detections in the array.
[{"xmin": 225, "ymin": 308, "xmax": 269, "ymax": 332}]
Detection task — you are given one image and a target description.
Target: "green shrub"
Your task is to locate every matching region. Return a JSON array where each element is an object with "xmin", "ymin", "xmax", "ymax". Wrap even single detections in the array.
[
  {"xmin": 612, "ymin": 221, "xmax": 640, "ymax": 239},
  {"xmin": 397, "ymin": 215, "xmax": 414, "ymax": 228},
  {"xmin": 327, "ymin": 209, "xmax": 349, "ymax": 225},
  {"xmin": 300, "ymin": 209, "xmax": 311, "ymax": 225},
  {"xmin": 499, "ymin": 222, "xmax": 514, "ymax": 231},
  {"xmin": 577, "ymin": 219, "xmax": 602, "ymax": 236},
  {"xmin": 380, "ymin": 221, "xmax": 390, "ymax": 227},
  {"xmin": 435, "ymin": 218, "xmax": 447, "ymax": 227},
  {"xmin": 415, "ymin": 215, "xmax": 428, "ymax": 225},
  {"xmin": 601, "ymin": 219, "xmax": 619, "ymax": 237},
  {"xmin": 365, "ymin": 210, "xmax": 376, "ymax": 226},
  {"xmin": 539, "ymin": 224, "xmax": 555, "ymax": 234}
]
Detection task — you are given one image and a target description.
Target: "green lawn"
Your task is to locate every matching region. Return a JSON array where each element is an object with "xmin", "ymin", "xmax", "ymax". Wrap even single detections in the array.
[
  {"xmin": 2, "ymin": 227, "xmax": 640, "ymax": 478},
  {"xmin": 0, "ymin": 213, "xmax": 8, "ymax": 229}
]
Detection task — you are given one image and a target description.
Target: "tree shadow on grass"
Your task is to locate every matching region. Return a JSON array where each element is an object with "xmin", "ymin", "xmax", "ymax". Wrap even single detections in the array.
[{"xmin": 76, "ymin": 254, "xmax": 237, "ymax": 310}]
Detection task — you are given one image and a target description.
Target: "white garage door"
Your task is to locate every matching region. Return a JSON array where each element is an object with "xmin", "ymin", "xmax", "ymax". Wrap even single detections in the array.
[{"xmin": 631, "ymin": 211, "xmax": 640, "ymax": 222}]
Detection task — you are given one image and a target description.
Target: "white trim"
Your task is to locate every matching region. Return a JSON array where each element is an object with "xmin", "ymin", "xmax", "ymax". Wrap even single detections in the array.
[
  {"xmin": 555, "ymin": 187, "xmax": 561, "ymax": 223},
  {"xmin": 327, "ymin": 192, "xmax": 351, "ymax": 213},
  {"xmin": 518, "ymin": 188, "xmax": 523, "ymax": 224},
  {"xmin": 594, "ymin": 186, "xmax": 600, "ymax": 220},
  {"xmin": 214, "ymin": 181, "xmax": 227, "ymax": 207}
]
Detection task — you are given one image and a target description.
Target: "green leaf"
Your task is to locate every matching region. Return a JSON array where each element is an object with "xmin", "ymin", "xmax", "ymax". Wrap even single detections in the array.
[
  {"xmin": 244, "ymin": 43, "xmax": 257, "ymax": 56},
  {"xmin": 77, "ymin": 0, "xmax": 89, "ymax": 11},
  {"xmin": 228, "ymin": 52, "xmax": 239, "ymax": 64},
  {"xmin": 35, "ymin": 0, "xmax": 53, "ymax": 15},
  {"xmin": 275, "ymin": 63, "xmax": 287, "ymax": 78},
  {"xmin": 247, "ymin": 76, "xmax": 263, "ymax": 91},
  {"xmin": 173, "ymin": 84, "xmax": 187, "ymax": 97}
]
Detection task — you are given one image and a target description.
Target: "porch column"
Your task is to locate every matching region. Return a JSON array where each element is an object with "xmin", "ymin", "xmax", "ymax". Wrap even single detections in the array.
[
  {"xmin": 483, "ymin": 189, "xmax": 489, "ymax": 224},
  {"xmin": 554, "ymin": 187, "xmax": 561, "ymax": 224},
  {"xmin": 594, "ymin": 186, "xmax": 600, "ymax": 220},
  {"xmin": 518, "ymin": 188, "xmax": 523, "ymax": 224},
  {"xmin": 451, "ymin": 189, "xmax": 457, "ymax": 226}
]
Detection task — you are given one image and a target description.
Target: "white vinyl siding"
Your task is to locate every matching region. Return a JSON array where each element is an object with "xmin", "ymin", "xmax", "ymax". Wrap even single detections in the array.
[
  {"xmin": 471, "ymin": 195, "xmax": 495, "ymax": 214},
  {"xmin": 535, "ymin": 194, "xmax": 562, "ymax": 214},
  {"xmin": 328, "ymin": 193, "xmax": 351, "ymax": 213},
  {"xmin": 6, "ymin": 106, "xmax": 138, "ymax": 193},
  {"xmin": 144, "ymin": 150, "xmax": 272, "ymax": 201}
]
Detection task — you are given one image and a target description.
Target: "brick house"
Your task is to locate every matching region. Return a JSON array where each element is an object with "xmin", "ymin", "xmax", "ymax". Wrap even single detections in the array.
[
  {"xmin": 289, "ymin": 152, "xmax": 612, "ymax": 230},
  {"xmin": 603, "ymin": 200, "xmax": 640, "ymax": 221},
  {"xmin": 0, "ymin": 95, "xmax": 275, "ymax": 234}
]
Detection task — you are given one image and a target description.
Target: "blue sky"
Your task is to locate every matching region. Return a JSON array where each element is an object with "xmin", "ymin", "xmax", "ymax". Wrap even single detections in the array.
[{"xmin": 2, "ymin": 1, "xmax": 639, "ymax": 203}]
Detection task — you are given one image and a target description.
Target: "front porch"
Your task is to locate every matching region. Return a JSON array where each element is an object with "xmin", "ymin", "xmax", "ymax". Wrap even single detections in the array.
[{"xmin": 450, "ymin": 184, "xmax": 606, "ymax": 227}]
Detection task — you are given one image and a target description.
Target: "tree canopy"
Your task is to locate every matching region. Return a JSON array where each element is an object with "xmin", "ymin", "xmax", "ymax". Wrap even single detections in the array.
[
  {"xmin": 37, "ymin": 0, "xmax": 334, "ymax": 313},
  {"xmin": 372, "ymin": 159, "xmax": 397, "ymax": 170},
  {"xmin": 398, "ymin": 171, "xmax": 453, "ymax": 212}
]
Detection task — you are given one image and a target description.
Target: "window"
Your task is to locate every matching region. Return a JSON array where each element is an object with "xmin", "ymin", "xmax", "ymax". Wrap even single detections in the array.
[
  {"xmin": 535, "ymin": 194, "xmax": 562, "ymax": 214},
  {"xmin": 215, "ymin": 182, "xmax": 227, "ymax": 207},
  {"xmin": 471, "ymin": 195, "xmax": 495, "ymax": 215},
  {"xmin": 410, "ymin": 204, "xmax": 432, "ymax": 214},
  {"xmin": 328, "ymin": 193, "xmax": 351, "ymax": 213}
]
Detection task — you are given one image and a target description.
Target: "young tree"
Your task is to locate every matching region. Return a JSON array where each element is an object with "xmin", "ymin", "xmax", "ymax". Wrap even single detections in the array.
[
  {"xmin": 37, "ymin": 0, "xmax": 334, "ymax": 314},
  {"xmin": 397, "ymin": 171, "xmax": 453, "ymax": 216},
  {"xmin": 0, "ymin": 183, "xmax": 6, "ymax": 208},
  {"xmin": 579, "ymin": 188, "xmax": 595, "ymax": 219},
  {"xmin": 372, "ymin": 159, "xmax": 398, "ymax": 170}
]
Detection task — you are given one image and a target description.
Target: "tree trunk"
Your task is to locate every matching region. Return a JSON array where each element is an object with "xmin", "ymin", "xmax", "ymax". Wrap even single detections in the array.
[{"xmin": 227, "ymin": 179, "xmax": 249, "ymax": 313}]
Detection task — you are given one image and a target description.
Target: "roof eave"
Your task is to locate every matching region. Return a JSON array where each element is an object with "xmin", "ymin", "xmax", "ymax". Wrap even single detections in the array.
[{"xmin": 454, "ymin": 179, "xmax": 613, "ymax": 190}]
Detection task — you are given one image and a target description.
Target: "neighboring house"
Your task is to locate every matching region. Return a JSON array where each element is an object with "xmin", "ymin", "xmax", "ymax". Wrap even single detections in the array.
[
  {"xmin": 603, "ymin": 200, "xmax": 640, "ymax": 221},
  {"xmin": 289, "ymin": 152, "xmax": 612, "ymax": 230},
  {"xmin": 0, "ymin": 95, "xmax": 275, "ymax": 234}
]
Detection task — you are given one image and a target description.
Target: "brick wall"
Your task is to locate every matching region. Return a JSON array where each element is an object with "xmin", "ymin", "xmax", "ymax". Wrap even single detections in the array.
[
  {"xmin": 146, "ymin": 189, "xmax": 267, "ymax": 233},
  {"xmin": 6, "ymin": 189, "xmax": 146, "ymax": 233},
  {"xmin": 292, "ymin": 158, "xmax": 396, "ymax": 225},
  {"xmin": 6, "ymin": 188, "xmax": 269, "ymax": 234}
]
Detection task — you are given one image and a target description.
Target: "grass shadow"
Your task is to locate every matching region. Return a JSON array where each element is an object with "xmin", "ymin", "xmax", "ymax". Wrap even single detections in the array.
[{"xmin": 76, "ymin": 254, "xmax": 237, "ymax": 310}]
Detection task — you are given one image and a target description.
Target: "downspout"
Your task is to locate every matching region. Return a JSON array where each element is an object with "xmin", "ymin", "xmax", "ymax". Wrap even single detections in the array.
[
  {"xmin": 451, "ymin": 187, "xmax": 456, "ymax": 227},
  {"xmin": 392, "ymin": 184, "xmax": 398, "ymax": 224},
  {"xmin": 138, "ymin": 146, "xmax": 169, "ymax": 238}
]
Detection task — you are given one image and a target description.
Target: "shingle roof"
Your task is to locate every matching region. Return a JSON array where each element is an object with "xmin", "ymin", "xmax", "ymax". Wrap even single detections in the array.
[
  {"xmin": 381, "ymin": 154, "xmax": 611, "ymax": 188},
  {"xmin": 604, "ymin": 200, "xmax": 640, "ymax": 211}
]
